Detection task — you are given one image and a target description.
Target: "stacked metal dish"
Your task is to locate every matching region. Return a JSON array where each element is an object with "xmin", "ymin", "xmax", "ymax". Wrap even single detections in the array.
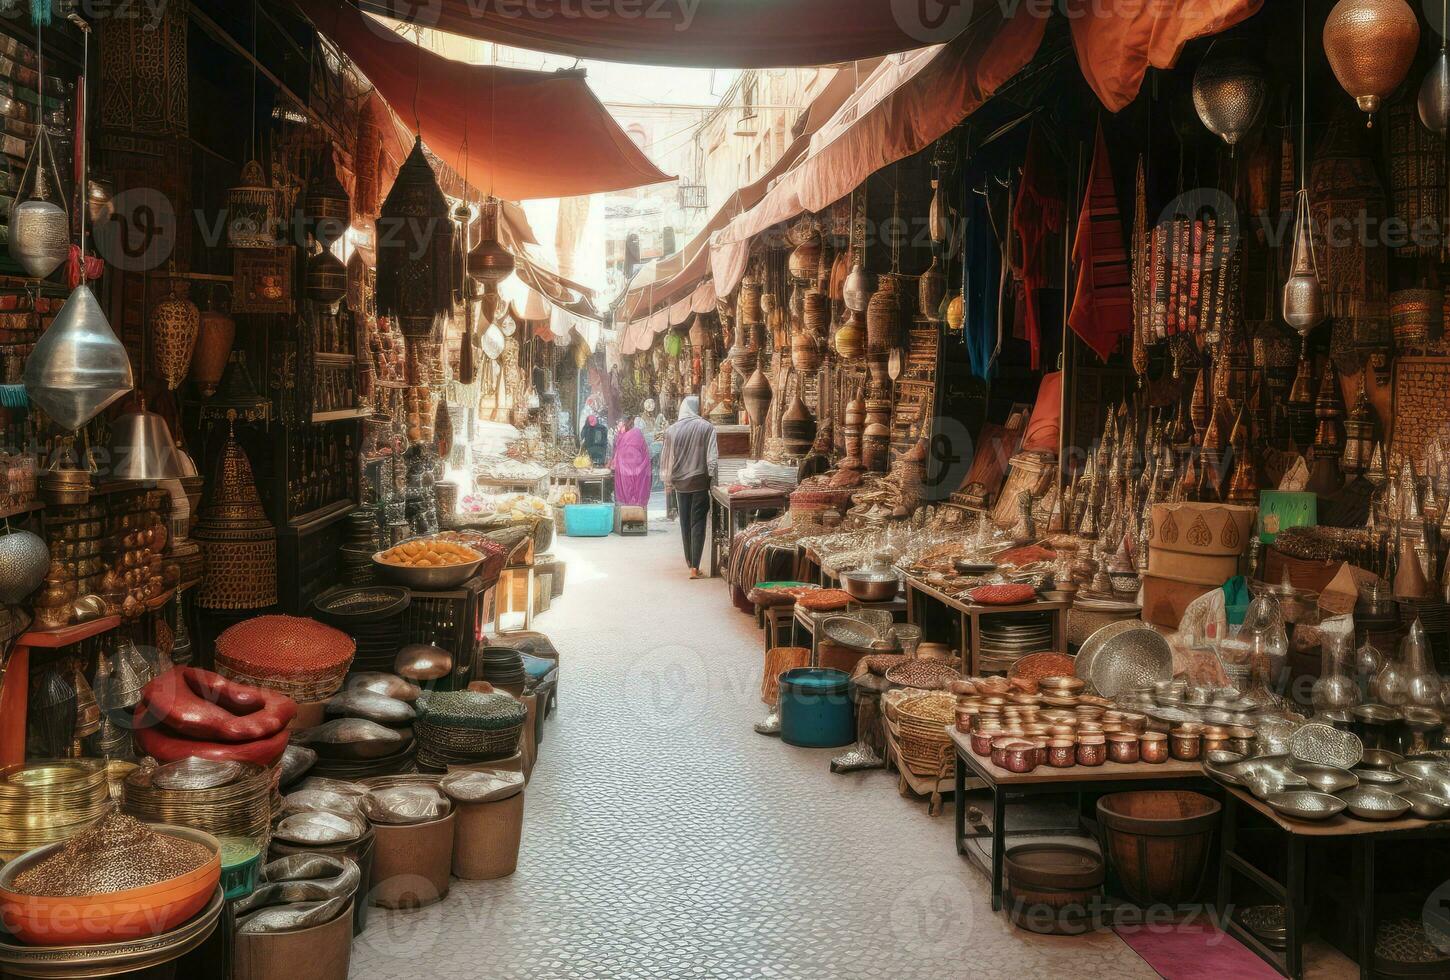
[
  {"xmin": 121, "ymin": 758, "xmax": 274, "ymax": 860},
  {"xmin": 469, "ymin": 647, "xmax": 526, "ymax": 689},
  {"xmin": 414, "ymin": 691, "xmax": 526, "ymax": 771},
  {"xmin": 312, "ymin": 585, "xmax": 411, "ymax": 674},
  {"xmin": 0, "ymin": 760, "xmax": 111, "ymax": 860},
  {"xmin": 976, "ymin": 614, "xmax": 1053, "ymax": 673}
]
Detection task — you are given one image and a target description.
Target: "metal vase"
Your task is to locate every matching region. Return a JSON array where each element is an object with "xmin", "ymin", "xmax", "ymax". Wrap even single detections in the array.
[
  {"xmin": 23, "ymin": 284, "xmax": 134, "ymax": 430},
  {"xmin": 1282, "ymin": 191, "xmax": 1326, "ymax": 335}
]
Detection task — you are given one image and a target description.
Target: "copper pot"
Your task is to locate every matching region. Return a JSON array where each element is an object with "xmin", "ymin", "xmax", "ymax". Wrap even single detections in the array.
[
  {"xmin": 1107, "ymin": 732, "xmax": 1141, "ymax": 765},
  {"xmin": 1047, "ymin": 739, "xmax": 1076, "ymax": 768},
  {"xmin": 1169, "ymin": 729, "xmax": 1203, "ymax": 762},
  {"xmin": 1077, "ymin": 735, "xmax": 1107, "ymax": 767},
  {"xmin": 970, "ymin": 729, "xmax": 998, "ymax": 757},
  {"xmin": 1140, "ymin": 731, "xmax": 1169, "ymax": 764},
  {"xmin": 1000, "ymin": 739, "xmax": 1039, "ymax": 774}
]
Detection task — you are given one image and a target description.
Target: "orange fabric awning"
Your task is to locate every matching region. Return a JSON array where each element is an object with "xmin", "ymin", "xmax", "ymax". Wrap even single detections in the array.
[
  {"xmin": 709, "ymin": 5, "xmax": 1048, "ymax": 294},
  {"xmin": 296, "ymin": 0, "xmax": 671, "ymax": 200},
  {"xmin": 1068, "ymin": 0, "xmax": 1264, "ymax": 112},
  {"xmin": 614, "ymin": 62, "xmax": 872, "ymax": 323},
  {"xmin": 353, "ymin": 0, "xmax": 941, "ymax": 69}
]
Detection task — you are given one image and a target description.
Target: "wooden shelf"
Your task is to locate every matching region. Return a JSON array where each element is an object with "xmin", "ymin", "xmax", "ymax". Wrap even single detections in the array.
[{"xmin": 18, "ymin": 615, "xmax": 122, "ymax": 649}]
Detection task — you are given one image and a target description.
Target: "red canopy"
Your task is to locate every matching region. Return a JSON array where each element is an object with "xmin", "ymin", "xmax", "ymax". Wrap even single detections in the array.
[
  {"xmin": 352, "ymin": 0, "xmax": 946, "ymax": 68},
  {"xmin": 295, "ymin": 0, "xmax": 671, "ymax": 200}
]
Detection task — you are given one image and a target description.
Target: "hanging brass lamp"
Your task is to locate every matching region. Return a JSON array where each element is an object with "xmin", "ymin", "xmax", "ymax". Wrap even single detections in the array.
[
  {"xmin": 1324, "ymin": 0, "xmax": 1420, "ymax": 125},
  {"xmin": 467, "ymin": 197, "xmax": 515, "ymax": 286},
  {"xmin": 110, "ymin": 396, "xmax": 186, "ymax": 481}
]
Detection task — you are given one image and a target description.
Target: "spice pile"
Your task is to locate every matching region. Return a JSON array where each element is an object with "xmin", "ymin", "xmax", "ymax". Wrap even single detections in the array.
[{"xmin": 11, "ymin": 811, "xmax": 211, "ymax": 897}]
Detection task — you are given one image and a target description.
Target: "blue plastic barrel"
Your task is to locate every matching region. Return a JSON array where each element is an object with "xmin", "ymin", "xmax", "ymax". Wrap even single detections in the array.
[{"xmin": 778, "ymin": 667, "xmax": 855, "ymax": 748}]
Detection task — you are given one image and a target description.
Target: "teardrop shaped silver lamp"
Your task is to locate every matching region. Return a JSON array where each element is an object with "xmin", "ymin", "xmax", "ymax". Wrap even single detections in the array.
[
  {"xmin": 23, "ymin": 283, "xmax": 134, "ymax": 430},
  {"xmin": 110, "ymin": 397, "xmax": 186, "ymax": 481}
]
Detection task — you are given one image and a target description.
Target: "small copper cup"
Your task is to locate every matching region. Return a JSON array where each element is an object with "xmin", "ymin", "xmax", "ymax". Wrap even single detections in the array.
[
  {"xmin": 1000, "ymin": 739, "xmax": 1038, "ymax": 774},
  {"xmin": 955, "ymin": 707, "xmax": 975, "ymax": 734},
  {"xmin": 1047, "ymin": 724, "xmax": 1077, "ymax": 740},
  {"xmin": 1077, "ymin": 734, "xmax": 1107, "ymax": 767},
  {"xmin": 1118, "ymin": 712, "xmax": 1148, "ymax": 735},
  {"xmin": 1169, "ymin": 728, "xmax": 1202, "ymax": 762},
  {"xmin": 1107, "ymin": 731, "xmax": 1141, "ymax": 764},
  {"xmin": 1047, "ymin": 739, "xmax": 1076, "ymax": 768},
  {"xmin": 1202, "ymin": 726, "xmax": 1230, "ymax": 755},
  {"xmin": 1227, "ymin": 726, "xmax": 1255, "ymax": 757},
  {"xmin": 1139, "ymin": 731, "xmax": 1169, "ymax": 764},
  {"xmin": 970, "ymin": 729, "xmax": 999, "ymax": 757},
  {"xmin": 991, "ymin": 736, "xmax": 1020, "ymax": 768}
]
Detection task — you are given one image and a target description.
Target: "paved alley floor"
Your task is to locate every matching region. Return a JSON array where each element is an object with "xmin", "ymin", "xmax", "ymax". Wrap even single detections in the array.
[{"xmin": 350, "ymin": 517, "xmax": 1159, "ymax": 979}]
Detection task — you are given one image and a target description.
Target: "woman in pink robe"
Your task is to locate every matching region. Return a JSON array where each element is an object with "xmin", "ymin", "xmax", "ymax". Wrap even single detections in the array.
[{"xmin": 611, "ymin": 418, "xmax": 652, "ymax": 508}]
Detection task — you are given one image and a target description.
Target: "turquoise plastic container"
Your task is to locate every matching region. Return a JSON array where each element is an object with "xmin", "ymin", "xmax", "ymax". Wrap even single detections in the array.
[
  {"xmin": 563, "ymin": 503, "xmax": 614, "ymax": 537},
  {"xmin": 778, "ymin": 667, "xmax": 855, "ymax": 748}
]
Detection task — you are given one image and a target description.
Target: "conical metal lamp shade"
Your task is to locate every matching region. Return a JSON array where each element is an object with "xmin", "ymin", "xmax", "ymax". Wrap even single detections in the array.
[
  {"xmin": 23, "ymin": 284, "xmax": 133, "ymax": 430},
  {"xmin": 110, "ymin": 408, "xmax": 186, "ymax": 481}
]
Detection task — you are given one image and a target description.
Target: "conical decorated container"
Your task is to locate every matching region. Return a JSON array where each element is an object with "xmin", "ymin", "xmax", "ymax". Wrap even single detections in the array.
[
  {"xmin": 303, "ymin": 153, "xmax": 351, "ymax": 249},
  {"xmin": 378, "ymin": 138, "xmax": 454, "ymax": 340},
  {"xmin": 743, "ymin": 364, "xmax": 772, "ymax": 427},
  {"xmin": 192, "ymin": 431, "xmax": 278, "ymax": 610},
  {"xmin": 23, "ymin": 284, "xmax": 134, "ymax": 431},
  {"xmin": 151, "ymin": 280, "xmax": 200, "ymax": 390},
  {"xmin": 781, "ymin": 391, "xmax": 817, "ymax": 456}
]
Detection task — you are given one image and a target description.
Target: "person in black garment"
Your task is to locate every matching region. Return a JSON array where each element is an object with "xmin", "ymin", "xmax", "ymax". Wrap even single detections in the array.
[
  {"xmin": 661, "ymin": 395, "xmax": 718, "ymax": 579},
  {"xmin": 580, "ymin": 413, "xmax": 610, "ymax": 467}
]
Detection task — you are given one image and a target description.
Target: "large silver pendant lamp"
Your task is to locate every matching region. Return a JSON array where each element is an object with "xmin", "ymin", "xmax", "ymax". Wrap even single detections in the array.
[
  {"xmin": 24, "ymin": 283, "xmax": 133, "ymax": 430},
  {"xmin": 24, "ymin": 19, "xmax": 133, "ymax": 431}
]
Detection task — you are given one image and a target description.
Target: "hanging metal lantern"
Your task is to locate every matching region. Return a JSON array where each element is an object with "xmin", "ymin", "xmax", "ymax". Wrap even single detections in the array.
[
  {"xmin": 1192, "ymin": 46, "xmax": 1268, "ymax": 147},
  {"xmin": 1420, "ymin": 46, "xmax": 1450, "ymax": 134},
  {"xmin": 0, "ymin": 528, "xmax": 48, "ymax": 604},
  {"xmin": 1324, "ymin": 0, "xmax": 1420, "ymax": 124},
  {"xmin": 110, "ymin": 398, "xmax": 186, "ymax": 482},
  {"xmin": 834, "ymin": 309, "xmax": 865, "ymax": 360},
  {"xmin": 151, "ymin": 279, "xmax": 200, "ymax": 391},
  {"xmin": 226, "ymin": 160, "xmax": 279, "ymax": 249},
  {"xmin": 1282, "ymin": 189, "xmax": 1327, "ymax": 336},
  {"xmin": 481, "ymin": 322, "xmax": 506, "ymax": 360},
  {"xmin": 945, "ymin": 293, "xmax": 964, "ymax": 332},
  {"xmin": 24, "ymin": 284, "xmax": 133, "ymax": 431},
  {"xmin": 10, "ymin": 129, "xmax": 69, "ymax": 280},
  {"xmin": 303, "ymin": 152, "xmax": 350, "ymax": 249},
  {"xmin": 305, "ymin": 248, "xmax": 347, "ymax": 312},
  {"xmin": 787, "ymin": 231, "xmax": 820, "ymax": 283},
  {"xmin": 190, "ymin": 296, "xmax": 235, "ymax": 397},
  {"xmin": 929, "ymin": 178, "xmax": 949, "ymax": 245},
  {"xmin": 843, "ymin": 256, "xmax": 871, "ymax": 312},
  {"xmin": 467, "ymin": 197, "xmax": 515, "ymax": 285},
  {"xmin": 377, "ymin": 138, "xmax": 454, "ymax": 340}
]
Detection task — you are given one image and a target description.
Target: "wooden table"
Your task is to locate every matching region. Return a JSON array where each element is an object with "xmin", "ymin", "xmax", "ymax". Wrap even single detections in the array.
[
  {"xmin": 1217, "ymin": 784, "xmax": 1450, "ymax": 980},
  {"xmin": 950, "ymin": 727, "xmax": 1207, "ymax": 911},
  {"xmin": 905, "ymin": 575, "xmax": 1069, "ymax": 672},
  {"xmin": 707, "ymin": 486, "xmax": 789, "ymax": 578}
]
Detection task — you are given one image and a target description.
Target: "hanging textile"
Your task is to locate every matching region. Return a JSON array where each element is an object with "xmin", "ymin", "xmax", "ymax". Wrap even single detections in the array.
[
  {"xmin": 964, "ymin": 192, "xmax": 999, "ymax": 381},
  {"xmin": 1067, "ymin": 0, "xmax": 1265, "ymax": 112},
  {"xmin": 1011, "ymin": 123, "xmax": 1063, "ymax": 370},
  {"xmin": 1068, "ymin": 121, "xmax": 1132, "ymax": 361}
]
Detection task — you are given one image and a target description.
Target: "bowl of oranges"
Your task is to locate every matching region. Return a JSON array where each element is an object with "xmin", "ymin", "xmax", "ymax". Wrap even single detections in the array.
[{"xmin": 372, "ymin": 537, "xmax": 485, "ymax": 589}]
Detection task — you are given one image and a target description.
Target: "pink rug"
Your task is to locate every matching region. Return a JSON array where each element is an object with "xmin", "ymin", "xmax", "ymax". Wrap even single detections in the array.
[{"xmin": 1114, "ymin": 920, "xmax": 1280, "ymax": 979}]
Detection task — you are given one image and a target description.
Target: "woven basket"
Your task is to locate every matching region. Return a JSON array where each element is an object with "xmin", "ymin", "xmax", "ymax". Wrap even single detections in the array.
[{"xmin": 892, "ymin": 691, "xmax": 956, "ymax": 778}]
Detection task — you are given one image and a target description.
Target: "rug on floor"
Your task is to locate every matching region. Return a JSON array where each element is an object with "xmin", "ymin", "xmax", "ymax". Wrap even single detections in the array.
[{"xmin": 1113, "ymin": 921, "xmax": 1279, "ymax": 979}]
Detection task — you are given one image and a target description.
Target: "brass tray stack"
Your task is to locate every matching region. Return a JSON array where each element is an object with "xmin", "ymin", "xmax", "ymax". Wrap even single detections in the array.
[
  {"xmin": 120, "ymin": 759, "xmax": 273, "ymax": 861},
  {"xmin": 0, "ymin": 760, "xmax": 111, "ymax": 861}
]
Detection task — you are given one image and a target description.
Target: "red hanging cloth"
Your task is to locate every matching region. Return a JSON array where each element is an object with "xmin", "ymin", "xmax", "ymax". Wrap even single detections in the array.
[
  {"xmin": 1011, "ymin": 123, "xmax": 1063, "ymax": 370},
  {"xmin": 1068, "ymin": 121, "xmax": 1133, "ymax": 361}
]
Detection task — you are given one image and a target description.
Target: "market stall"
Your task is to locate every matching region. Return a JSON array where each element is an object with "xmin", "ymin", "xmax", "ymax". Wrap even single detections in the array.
[{"xmin": 610, "ymin": 1, "xmax": 1450, "ymax": 972}]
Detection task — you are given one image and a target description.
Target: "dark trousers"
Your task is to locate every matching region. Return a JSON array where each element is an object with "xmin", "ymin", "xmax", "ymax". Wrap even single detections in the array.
[{"xmin": 675, "ymin": 489, "xmax": 710, "ymax": 570}]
